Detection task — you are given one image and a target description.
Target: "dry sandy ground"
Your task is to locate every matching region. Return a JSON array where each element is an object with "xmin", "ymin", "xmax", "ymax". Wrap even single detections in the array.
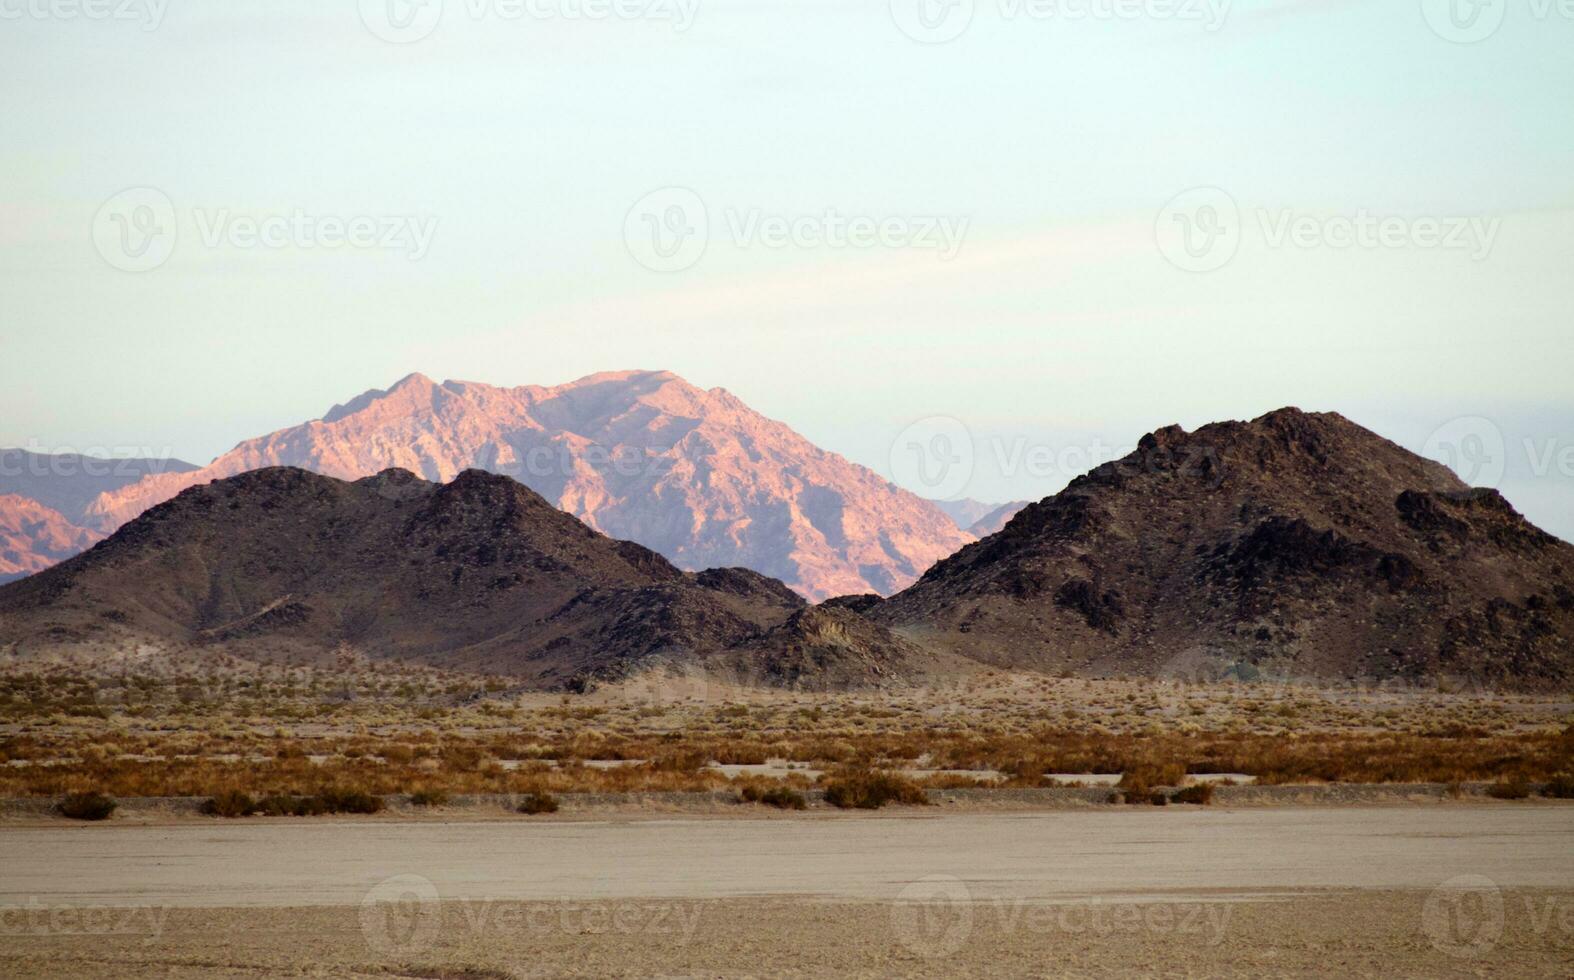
[{"xmin": 1, "ymin": 806, "xmax": 1571, "ymax": 977}]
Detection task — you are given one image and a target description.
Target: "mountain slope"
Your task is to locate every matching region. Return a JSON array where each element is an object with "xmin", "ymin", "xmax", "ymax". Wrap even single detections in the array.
[
  {"xmin": 966, "ymin": 500, "xmax": 1030, "ymax": 537},
  {"xmin": 81, "ymin": 371, "xmax": 972, "ymax": 600},
  {"xmin": 874, "ymin": 409, "xmax": 1574, "ymax": 689},
  {"xmin": 1, "ymin": 449, "xmax": 196, "ymax": 525},
  {"xmin": 0, "ymin": 496, "xmax": 95, "ymax": 585},
  {"xmin": 0, "ymin": 467, "xmax": 932, "ymax": 689},
  {"xmin": 0, "ymin": 450, "xmax": 197, "ymax": 584},
  {"xmin": 934, "ymin": 498, "xmax": 1001, "ymax": 530}
]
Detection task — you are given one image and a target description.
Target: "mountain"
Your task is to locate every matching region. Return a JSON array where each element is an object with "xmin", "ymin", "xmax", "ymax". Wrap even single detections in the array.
[
  {"xmin": 0, "ymin": 496, "xmax": 96, "ymax": 585},
  {"xmin": 1, "ymin": 449, "xmax": 196, "ymax": 525},
  {"xmin": 933, "ymin": 498, "xmax": 1002, "ymax": 530},
  {"xmin": 0, "ymin": 467, "xmax": 925, "ymax": 688},
  {"xmin": 79, "ymin": 371, "xmax": 972, "ymax": 600},
  {"xmin": 966, "ymin": 500, "xmax": 1030, "ymax": 537},
  {"xmin": 0, "ymin": 450, "xmax": 196, "ymax": 583},
  {"xmin": 873, "ymin": 409, "xmax": 1574, "ymax": 689}
]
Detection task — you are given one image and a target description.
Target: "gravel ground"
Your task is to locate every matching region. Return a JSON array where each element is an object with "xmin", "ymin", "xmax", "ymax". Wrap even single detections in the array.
[
  {"xmin": 2, "ymin": 806, "xmax": 1570, "ymax": 977},
  {"xmin": 0, "ymin": 890, "xmax": 1571, "ymax": 978}
]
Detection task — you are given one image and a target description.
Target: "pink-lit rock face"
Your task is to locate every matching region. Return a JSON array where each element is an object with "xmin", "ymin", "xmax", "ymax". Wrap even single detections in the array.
[
  {"xmin": 81, "ymin": 371, "xmax": 973, "ymax": 600},
  {"xmin": 0, "ymin": 495, "xmax": 97, "ymax": 583}
]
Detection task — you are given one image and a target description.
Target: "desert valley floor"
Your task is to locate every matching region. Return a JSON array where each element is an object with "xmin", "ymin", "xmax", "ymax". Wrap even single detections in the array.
[
  {"xmin": 1, "ymin": 806, "xmax": 1572, "ymax": 978},
  {"xmin": 0, "ymin": 669, "xmax": 1571, "ymax": 977}
]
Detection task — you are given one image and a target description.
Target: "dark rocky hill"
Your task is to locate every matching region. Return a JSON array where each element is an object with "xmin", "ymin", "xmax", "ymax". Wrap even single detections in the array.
[
  {"xmin": 0, "ymin": 467, "xmax": 921, "ymax": 689},
  {"xmin": 873, "ymin": 409, "xmax": 1574, "ymax": 689}
]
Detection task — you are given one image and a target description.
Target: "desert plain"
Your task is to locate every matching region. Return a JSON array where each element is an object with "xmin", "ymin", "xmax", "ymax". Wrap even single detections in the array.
[{"xmin": 0, "ymin": 662, "xmax": 1571, "ymax": 977}]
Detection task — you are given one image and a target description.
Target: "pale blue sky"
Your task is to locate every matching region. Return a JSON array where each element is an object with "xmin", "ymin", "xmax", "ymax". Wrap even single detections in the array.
[{"xmin": 1, "ymin": 0, "xmax": 1570, "ymax": 537}]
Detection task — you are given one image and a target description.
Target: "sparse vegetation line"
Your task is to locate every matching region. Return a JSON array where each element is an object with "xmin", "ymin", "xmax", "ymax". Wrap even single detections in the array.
[{"xmin": 0, "ymin": 667, "xmax": 1568, "ymax": 808}]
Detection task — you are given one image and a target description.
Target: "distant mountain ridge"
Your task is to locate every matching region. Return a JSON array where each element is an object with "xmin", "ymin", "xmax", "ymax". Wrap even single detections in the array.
[
  {"xmin": 1, "ymin": 449, "xmax": 196, "ymax": 524},
  {"xmin": 0, "ymin": 451, "xmax": 196, "ymax": 585},
  {"xmin": 4, "ymin": 408, "xmax": 1569, "ymax": 691},
  {"xmin": 0, "ymin": 495, "xmax": 95, "ymax": 585},
  {"xmin": 75, "ymin": 371, "xmax": 973, "ymax": 600},
  {"xmin": 933, "ymin": 498, "xmax": 1001, "ymax": 529},
  {"xmin": 965, "ymin": 500, "xmax": 1030, "ymax": 537}
]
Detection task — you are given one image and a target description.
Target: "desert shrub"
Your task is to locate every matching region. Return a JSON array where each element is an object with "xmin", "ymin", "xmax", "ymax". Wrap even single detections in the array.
[
  {"xmin": 58, "ymin": 789, "xmax": 117, "ymax": 817},
  {"xmin": 822, "ymin": 769, "xmax": 928, "ymax": 809},
  {"xmin": 647, "ymin": 750, "xmax": 708, "ymax": 773},
  {"xmin": 921, "ymin": 773, "xmax": 998, "ymax": 789},
  {"xmin": 1487, "ymin": 779, "xmax": 1531, "ymax": 800},
  {"xmin": 257, "ymin": 794, "xmax": 322, "ymax": 817},
  {"xmin": 739, "ymin": 784, "xmax": 807, "ymax": 810},
  {"xmin": 252, "ymin": 790, "xmax": 384, "ymax": 816},
  {"xmin": 409, "ymin": 789, "xmax": 451, "ymax": 806},
  {"xmin": 319, "ymin": 788, "xmax": 386, "ymax": 814},
  {"xmin": 1116, "ymin": 763, "xmax": 1186, "ymax": 803},
  {"xmin": 999, "ymin": 758, "xmax": 1046, "ymax": 787},
  {"xmin": 201, "ymin": 791, "xmax": 258, "ymax": 818},
  {"xmin": 59, "ymin": 792, "xmax": 117, "ymax": 821},
  {"xmin": 1117, "ymin": 763, "xmax": 1186, "ymax": 792},
  {"xmin": 712, "ymin": 744, "xmax": 769, "ymax": 766},
  {"xmin": 1169, "ymin": 784, "xmax": 1214, "ymax": 805},
  {"xmin": 442, "ymin": 744, "xmax": 485, "ymax": 771},
  {"xmin": 381, "ymin": 744, "xmax": 415, "ymax": 765},
  {"xmin": 1541, "ymin": 774, "xmax": 1574, "ymax": 799},
  {"xmin": 518, "ymin": 792, "xmax": 559, "ymax": 815}
]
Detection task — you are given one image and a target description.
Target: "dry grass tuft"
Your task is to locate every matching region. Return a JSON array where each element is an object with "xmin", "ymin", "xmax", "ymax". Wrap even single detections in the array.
[
  {"xmin": 57, "ymin": 791, "xmax": 116, "ymax": 820},
  {"xmin": 517, "ymin": 791, "xmax": 559, "ymax": 815},
  {"xmin": 201, "ymin": 790, "xmax": 257, "ymax": 817},
  {"xmin": 822, "ymin": 769, "xmax": 928, "ymax": 809}
]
